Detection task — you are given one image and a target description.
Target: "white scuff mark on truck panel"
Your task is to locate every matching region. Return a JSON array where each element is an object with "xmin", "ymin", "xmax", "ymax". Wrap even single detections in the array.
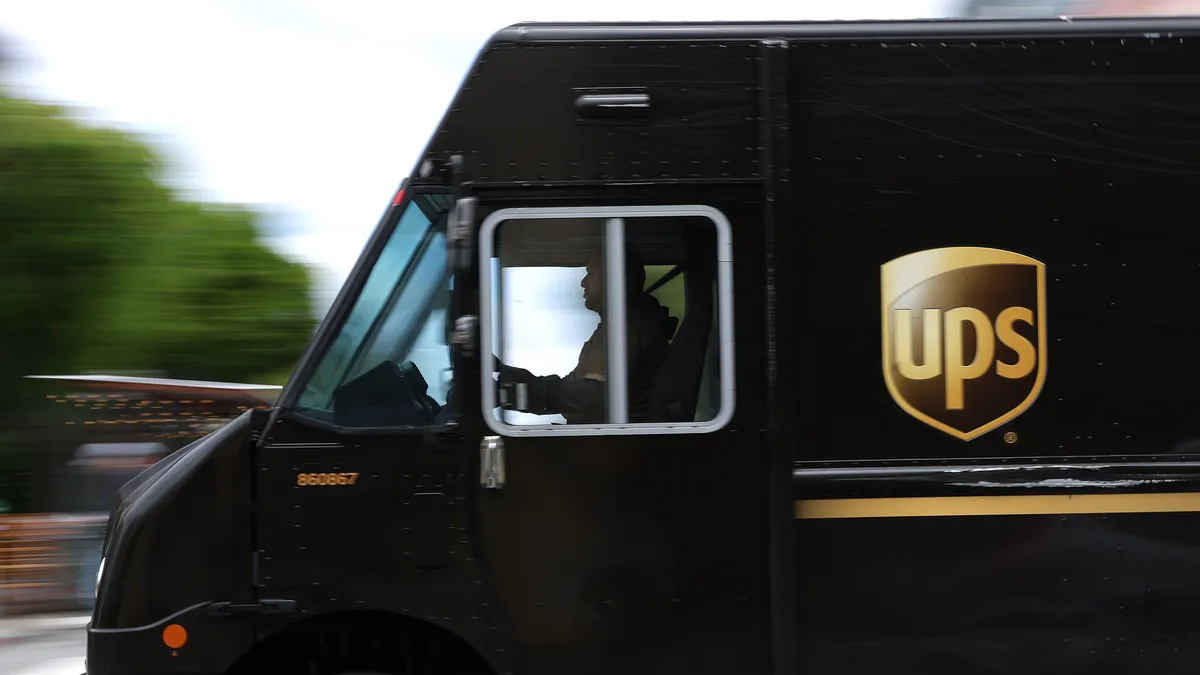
[{"xmin": 949, "ymin": 478, "xmax": 1181, "ymax": 489}]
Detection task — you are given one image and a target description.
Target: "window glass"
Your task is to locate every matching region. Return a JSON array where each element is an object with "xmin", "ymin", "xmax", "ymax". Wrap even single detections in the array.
[
  {"xmin": 348, "ymin": 232, "xmax": 448, "ymax": 386},
  {"xmin": 491, "ymin": 260, "xmax": 597, "ymax": 426},
  {"xmin": 645, "ymin": 265, "xmax": 686, "ymax": 342},
  {"xmin": 481, "ymin": 208, "xmax": 733, "ymax": 435},
  {"xmin": 294, "ymin": 194, "xmax": 453, "ymax": 429}
]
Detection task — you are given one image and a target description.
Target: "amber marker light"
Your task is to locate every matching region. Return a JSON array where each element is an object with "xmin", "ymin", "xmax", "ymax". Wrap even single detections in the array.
[{"xmin": 162, "ymin": 624, "xmax": 188, "ymax": 650}]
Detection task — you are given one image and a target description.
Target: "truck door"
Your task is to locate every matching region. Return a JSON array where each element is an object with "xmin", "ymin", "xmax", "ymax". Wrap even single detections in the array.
[{"xmin": 468, "ymin": 202, "xmax": 773, "ymax": 675}]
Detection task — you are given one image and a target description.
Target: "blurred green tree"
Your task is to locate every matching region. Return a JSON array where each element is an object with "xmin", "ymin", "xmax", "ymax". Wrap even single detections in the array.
[{"xmin": 0, "ymin": 89, "xmax": 318, "ymax": 509}]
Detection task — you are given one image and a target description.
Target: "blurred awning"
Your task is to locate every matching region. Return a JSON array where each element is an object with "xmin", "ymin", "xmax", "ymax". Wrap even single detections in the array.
[{"xmin": 25, "ymin": 374, "xmax": 282, "ymax": 405}]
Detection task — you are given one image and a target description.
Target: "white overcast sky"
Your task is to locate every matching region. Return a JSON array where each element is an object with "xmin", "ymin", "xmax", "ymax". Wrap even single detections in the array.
[{"xmin": 0, "ymin": 0, "xmax": 953, "ymax": 313}]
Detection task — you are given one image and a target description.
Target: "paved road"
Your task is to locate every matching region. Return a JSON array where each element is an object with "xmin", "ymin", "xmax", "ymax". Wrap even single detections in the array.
[{"xmin": 0, "ymin": 628, "xmax": 86, "ymax": 675}]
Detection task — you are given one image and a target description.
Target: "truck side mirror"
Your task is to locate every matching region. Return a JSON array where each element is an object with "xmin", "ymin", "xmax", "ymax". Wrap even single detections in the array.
[{"xmin": 447, "ymin": 195, "xmax": 476, "ymax": 274}]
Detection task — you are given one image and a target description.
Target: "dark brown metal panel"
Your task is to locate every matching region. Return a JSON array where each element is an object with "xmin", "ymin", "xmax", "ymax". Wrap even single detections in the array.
[
  {"xmin": 423, "ymin": 41, "xmax": 762, "ymax": 185},
  {"xmin": 788, "ymin": 28, "xmax": 1200, "ymax": 675},
  {"xmin": 788, "ymin": 33, "xmax": 1200, "ymax": 462},
  {"xmin": 88, "ymin": 413, "xmax": 258, "ymax": 675},
  {"xmin": 759, "ymin": 38, "xmax": 798, "ymax": 675},
  {"xmin": 251, "ymin": 415, "xmax": 504, "ymax": 662},
  {"xmin": 797, "ymin": 511, "xmax": 1200, "ymax": 673},
  {"xmin": 469, "ymin": 190, "xmax": 772, "ymax": 675}
]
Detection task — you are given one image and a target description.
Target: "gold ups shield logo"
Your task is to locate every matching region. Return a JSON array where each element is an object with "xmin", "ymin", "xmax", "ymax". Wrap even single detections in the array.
[{"xmin": 881, "ymin": 247, "xmax": 1047, "ymax": 441}]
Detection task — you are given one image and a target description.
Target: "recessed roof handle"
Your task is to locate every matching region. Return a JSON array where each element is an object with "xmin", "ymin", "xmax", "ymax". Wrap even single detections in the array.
[{"xmin": 574, "ymin": 89, "xmax": 651, "ymax": 120}]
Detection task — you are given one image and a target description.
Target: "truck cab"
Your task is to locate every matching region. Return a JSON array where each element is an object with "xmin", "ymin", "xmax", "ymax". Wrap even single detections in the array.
[{"xmin": 88, "ymin": 14, "xmax": 1200, "ymax": 675}]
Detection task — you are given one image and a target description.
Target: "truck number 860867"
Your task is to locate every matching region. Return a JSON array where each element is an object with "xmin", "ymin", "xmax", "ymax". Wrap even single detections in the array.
[{"xmin": 296, "ymin": 472, "xmax": 359, "ymax": 486}]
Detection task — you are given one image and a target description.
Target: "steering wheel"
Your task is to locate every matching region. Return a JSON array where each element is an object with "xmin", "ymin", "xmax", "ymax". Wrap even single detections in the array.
[{"xmin": 331, "ymin": 360, "xmax": 439, "ymax": 427}]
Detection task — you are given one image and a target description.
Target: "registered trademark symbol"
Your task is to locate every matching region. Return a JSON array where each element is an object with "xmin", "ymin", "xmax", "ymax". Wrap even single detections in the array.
[{"xmin": 1004, "ymin": 431, "xmax": 1018, "ymax": 444}]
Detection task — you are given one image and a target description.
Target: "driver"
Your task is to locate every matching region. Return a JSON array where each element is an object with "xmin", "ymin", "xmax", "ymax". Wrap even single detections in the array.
[{"xmin": 496, "ymin": 242, "xmax": 677, "ymax": 424}]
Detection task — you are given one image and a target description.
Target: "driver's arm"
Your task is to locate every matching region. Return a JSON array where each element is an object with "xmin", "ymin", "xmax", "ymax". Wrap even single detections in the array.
[
  {"xmin": 524, "ymin": 374, "xmax": 606, "ymax": 420},
  {"xmin": 497, "ymin": 327, "xmax": 613, "ymax": 421},
  {"xmin": 496, "ymin": 363, "xmax": 607, "ymax": 416}
]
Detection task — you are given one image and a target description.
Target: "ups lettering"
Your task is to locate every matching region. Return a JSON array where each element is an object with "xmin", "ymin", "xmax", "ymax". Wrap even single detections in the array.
[
  {"xmin": 893, "ymin": 306, "xmax": 1036, "ymax": 410},
  {"xmin": 880, "ymin": 247, "xmax": 1048, "ymax": 441}
]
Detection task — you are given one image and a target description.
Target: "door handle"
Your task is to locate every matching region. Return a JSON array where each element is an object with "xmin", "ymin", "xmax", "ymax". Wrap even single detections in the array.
[{"xmin": 480, "ymin": 436, "xmax": 505, "ymax": 489}]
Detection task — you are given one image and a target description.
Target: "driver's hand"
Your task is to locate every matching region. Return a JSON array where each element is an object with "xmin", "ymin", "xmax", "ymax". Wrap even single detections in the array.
[{"xmin": 498, "ymin": 364, "xmax": 537, "ymax": 384}]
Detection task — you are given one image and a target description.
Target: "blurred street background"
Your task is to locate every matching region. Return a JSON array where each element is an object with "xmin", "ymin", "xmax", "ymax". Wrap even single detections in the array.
[
  {"xmin": 0, "ymin": 0, "xmax": 1183, "ymax": 673},
  {"xmin": 0, "ymin": 614, "xmax": 87, "ymax": 675}
]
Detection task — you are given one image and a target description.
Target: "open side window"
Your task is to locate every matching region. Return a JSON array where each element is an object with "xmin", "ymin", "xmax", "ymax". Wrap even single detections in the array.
[{"xmin": 479, "ymin": 205, "xmax": 735, "ymax": 437}]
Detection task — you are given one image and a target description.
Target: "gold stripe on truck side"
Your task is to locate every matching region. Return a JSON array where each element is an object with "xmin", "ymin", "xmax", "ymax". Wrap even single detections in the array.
[{"xmin": 795, "ymin": 492, "xmax": 1200, "ymax": 519}]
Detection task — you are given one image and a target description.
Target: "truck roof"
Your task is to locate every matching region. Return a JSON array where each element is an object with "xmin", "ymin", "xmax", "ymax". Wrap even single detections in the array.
[
  {"xmin": 492, "ymin": 15, "xmax": 1200, "ymax": 42},
  {"xmin": 419, "ymin": 15, "xmax": 1200, "ymax": 189}
]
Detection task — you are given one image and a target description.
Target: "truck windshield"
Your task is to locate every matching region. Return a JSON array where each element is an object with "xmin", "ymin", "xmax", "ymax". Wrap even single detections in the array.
[{"xmin": 294, "ymin": 193, "xmax": 453, "ymax": 424}]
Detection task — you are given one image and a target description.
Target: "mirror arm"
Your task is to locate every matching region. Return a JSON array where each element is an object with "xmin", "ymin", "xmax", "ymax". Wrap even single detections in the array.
[{"xmin": 444, "ymin": 154, "xmax": 479, "ymax": 383}]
